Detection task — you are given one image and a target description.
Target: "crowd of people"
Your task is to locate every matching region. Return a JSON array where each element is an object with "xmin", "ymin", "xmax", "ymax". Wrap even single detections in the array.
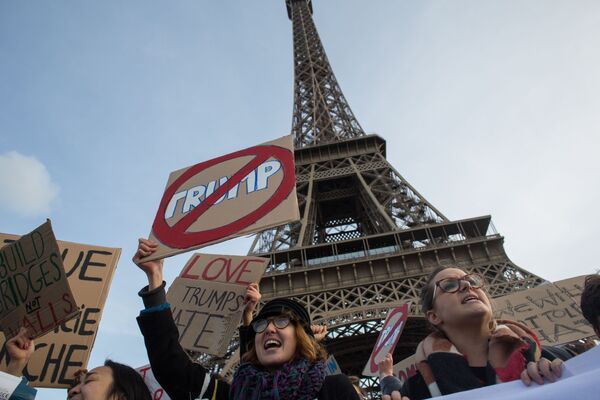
[{"xmin": 2, "ymin": 238, "xmax": 599, "ymax": 400}]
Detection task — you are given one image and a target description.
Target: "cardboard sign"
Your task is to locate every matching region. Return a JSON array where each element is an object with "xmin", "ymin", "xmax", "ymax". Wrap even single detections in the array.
[
  {"xmin": 179, "ymin": 253, "xmax": 268, "ymax": 284},
  {"xmin": 362, "ymin": 303, "xmax": 410, "ymax": 376},
  {"xmin": 392, "ymin": 354, "xmax": 417, "ymax": 386},
  {"xmin": 0, "ymin": 221, "xmax": 79, "ymax": 340},
  {"xmin": 167, "ymin": 253, "xmax": 268, "ymax": 356},
  {"xmin": 145, "ymin": 135, "xmax": 299, "ymax": 261},
  {"xmin": 0, "ymin": 232, "xmax": 120, "ymax": 388},
  {"xmin": 137, "ymin": 364, "xmax": 171, "ymax": 400},
  {"xmin": 494, "ymin": 276, "xmax": 594, "ymax": 345}
]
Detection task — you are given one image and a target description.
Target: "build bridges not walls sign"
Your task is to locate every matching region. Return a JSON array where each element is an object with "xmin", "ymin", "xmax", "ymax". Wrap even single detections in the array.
[{"xmin": 0, "ymin": 223, "xmax": 120, "ymax": 388}]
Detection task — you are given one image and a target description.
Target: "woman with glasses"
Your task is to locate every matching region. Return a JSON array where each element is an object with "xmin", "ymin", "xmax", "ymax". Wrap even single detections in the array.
[
  {"xmin": 379, "ymin": 266, "xmax": 563, "ymax": 400},
  {"xmin": 133, "ymin": 239, "xmax": 360, "ymax": 400}
]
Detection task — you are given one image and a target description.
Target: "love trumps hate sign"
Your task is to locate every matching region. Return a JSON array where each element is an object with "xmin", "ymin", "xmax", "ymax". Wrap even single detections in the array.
[
  {"xmin": 0, "ymin": 220, "xmax": 79, "ymax": 340},
  {"xmin": 167, "ymin": 253, "xmax": 268, "ymax": 356},
  {"xmin": 144, "ymin": 135, "xmax": 299, "ymax": 262},
  {"xmin": 0, "ymin": 230, "xmax": 120, "ymax": 388}
]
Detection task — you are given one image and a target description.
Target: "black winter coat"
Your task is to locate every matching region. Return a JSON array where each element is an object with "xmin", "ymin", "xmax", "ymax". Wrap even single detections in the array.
[{"xmin": 136, "ymin": 284, "xmax": 360, "ymax": 400}]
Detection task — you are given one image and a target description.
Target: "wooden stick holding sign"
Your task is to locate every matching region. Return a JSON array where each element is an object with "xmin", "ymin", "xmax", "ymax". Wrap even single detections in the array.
[
  {"xmin": 362, "ymin": 303, "xmax": 411, "ymax": 377},
  {"xmin": 143, "ymin": 135, "xmax": 299, "ymax": 262},
  {"xmin": 0, "ymin": 220, "xmax": 79, "ymax": 341},
  {"xmin": 166, "ymin": 253, "xmax": 268, "ymax": 356}
]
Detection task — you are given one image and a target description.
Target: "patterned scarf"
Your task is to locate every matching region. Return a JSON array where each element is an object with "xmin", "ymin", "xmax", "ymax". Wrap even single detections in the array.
[
  {"xmin": 230, "ymin": 358, "xmax": 326, "ymax": 400},
  {"xmin": 414, "ymin": 319, "xmax": 542, "ymax": 396}
]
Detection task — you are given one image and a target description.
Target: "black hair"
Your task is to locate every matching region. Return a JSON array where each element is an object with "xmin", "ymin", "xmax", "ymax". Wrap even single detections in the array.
[
  {"xmin": 581, "ymin": 274, "xmax": 600, "ymax": 332},
  {"xmin": 105, "ymin": 360, "xmax": 152, "ymax": 400}
]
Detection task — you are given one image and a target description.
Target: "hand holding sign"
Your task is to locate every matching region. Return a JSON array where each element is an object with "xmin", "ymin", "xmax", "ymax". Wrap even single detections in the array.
[
  {"xmin": 378, "ymin": 353, "xmax": 394, "ymax": 379},
  {"xmin": 5, "ymin": 327, "xmax": 34, "ymax": 376},
  {"xmin": 362, "ymin": 303, "xmax": 411, "ymax": 376},
  {"xmin": 132, "ymin": 238, "xmax": 165, "ymax": 291},
  {"xmin": 243, "ymin": 283, "xmax": 261, "ymax": 325}
]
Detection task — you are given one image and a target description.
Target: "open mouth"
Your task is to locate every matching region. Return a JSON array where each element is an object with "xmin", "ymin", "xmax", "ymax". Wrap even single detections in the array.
[
  {"xmin": 264, "ymin": 339, "xmax": 282, "ymax": 350},
  {"xmin": 461, "ymin": 294, "xmax": 480, "ymax": 304}
]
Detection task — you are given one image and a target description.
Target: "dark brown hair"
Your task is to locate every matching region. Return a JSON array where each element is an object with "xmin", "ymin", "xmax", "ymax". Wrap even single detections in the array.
[
  {"xmin": 581, "ymin": 274, "xmax": 600, "ymax": 332},
  {"xmin": 420, "ymin": 266, "xmax": 495, "ymax": 332}
]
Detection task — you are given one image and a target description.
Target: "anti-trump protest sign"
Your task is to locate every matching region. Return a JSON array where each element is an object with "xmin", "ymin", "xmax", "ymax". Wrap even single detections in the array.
[
  {"xmin": 494, "ymin": 276, "xmax": 594, "ymax": 345},
  {"xmin": 166, "ymin": 253, "xmax": 268, "ymax": 356},
  {"xmin": 0, "ymin": 230, "xmax": 120, "ymax": 388},
  {"xmin": 363, "ymin": 303, "xmax": 411, "ymax": 376},
  {"xmin": 0, "ymin": 220, "xmax": 79, "ymax": 340},
  {"xmin": 144, "ymin": 135, "xmax": 299, "ymax": 261}
]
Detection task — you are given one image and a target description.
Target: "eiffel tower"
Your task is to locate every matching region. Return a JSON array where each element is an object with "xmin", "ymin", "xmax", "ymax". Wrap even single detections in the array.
[{"xmin": 240, "ymin": 0, "xmax": 546, "ymax": 395}]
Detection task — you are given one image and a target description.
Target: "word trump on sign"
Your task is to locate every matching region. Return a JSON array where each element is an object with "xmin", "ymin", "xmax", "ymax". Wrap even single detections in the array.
[
  {"xmin": 166, "ymin": 253, "xmax": 268, "ymax": 356},
  {"xmin": 144, "ymin": 135, "xmax": 299, "ymax": 262},
  {"xmin": 363, "ymin": 303, "xmax": 411, "ymax": 377},
  {"xmin": 164, "ymin": 160, "xmax": 282, "ymax": 219}
]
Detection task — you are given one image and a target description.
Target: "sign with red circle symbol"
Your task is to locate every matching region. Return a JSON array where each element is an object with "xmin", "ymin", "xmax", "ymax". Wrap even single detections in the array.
[
  {"xmin": 143, "ymin": 135, "xmax": 299, "ymax": 261},
  {"xmin": 363, "ymin": 302, "xmax": 411, "ymax": 376}
]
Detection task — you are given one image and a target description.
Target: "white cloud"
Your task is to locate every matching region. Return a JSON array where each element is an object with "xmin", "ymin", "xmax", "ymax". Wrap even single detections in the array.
[{"xmin": 0, "ymin": 151, "xmax": 59, "ymax": 216}]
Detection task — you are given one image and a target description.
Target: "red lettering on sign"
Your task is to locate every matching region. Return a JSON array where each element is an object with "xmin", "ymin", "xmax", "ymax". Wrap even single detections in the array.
[
  {"xmin": 138, "ymin": 366, "xmax": 150, "ymax": 379},
  {"xmin": 199, "ymin": 258, "xmax": 252, "ymax": 284},
  {"xmin": 180, "ymin": 254, "xmax": 201, "ymax": 279}
]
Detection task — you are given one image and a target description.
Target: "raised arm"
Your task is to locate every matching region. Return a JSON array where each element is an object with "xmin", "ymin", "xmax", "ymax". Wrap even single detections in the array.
[
  {"xmin": 5, "ymin": 328, "xmax": 35, "ymax": 376},
  {"xmin": 133, "ymin": 239, "xmax": 218, "ymax": 400}
]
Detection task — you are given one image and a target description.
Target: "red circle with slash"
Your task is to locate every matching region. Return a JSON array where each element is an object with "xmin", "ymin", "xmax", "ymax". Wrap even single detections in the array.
[
  {"xmin": 368, "ymin": 303, "xmax": 410, "ymax": 374},
  {"xmin": 152, "ymin": 145, "xmax": 295, "ymax": 249}
]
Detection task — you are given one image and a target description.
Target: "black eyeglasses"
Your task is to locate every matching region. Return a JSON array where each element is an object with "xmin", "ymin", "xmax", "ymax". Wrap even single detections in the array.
[
  {"xmin": 432, "ymin": 273, "xmax": 485, "ymax": 300},
  {"xmin": 252, "ymin": 315, "xmax": 293, "ymax": 333}
]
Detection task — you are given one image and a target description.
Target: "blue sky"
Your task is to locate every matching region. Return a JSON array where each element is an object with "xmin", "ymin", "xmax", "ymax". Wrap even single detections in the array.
[{"xmin": 1, "ymin": 1, "xmax": 599, "ymax": 398}]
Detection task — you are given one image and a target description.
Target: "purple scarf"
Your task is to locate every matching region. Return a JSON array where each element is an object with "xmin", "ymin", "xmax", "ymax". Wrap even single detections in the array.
[{"xmin": 230, "ymin": 358, "xmax": 326, "ymax": 400}]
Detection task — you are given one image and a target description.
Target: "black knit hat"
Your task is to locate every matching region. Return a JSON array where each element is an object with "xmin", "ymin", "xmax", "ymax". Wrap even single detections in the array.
[{"xmin": 250, "ymin": 298, "xmax": 312, "ymax": 337}]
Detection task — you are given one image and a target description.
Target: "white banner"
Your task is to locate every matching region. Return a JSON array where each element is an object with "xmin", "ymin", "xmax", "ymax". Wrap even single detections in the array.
[
  {"xmin": 136, "ymin": 365, "xmax": 171, "ymax": 400},
  {"xmin": 437, "ymin": 345, "xmax": 600, "ymax": 400}
]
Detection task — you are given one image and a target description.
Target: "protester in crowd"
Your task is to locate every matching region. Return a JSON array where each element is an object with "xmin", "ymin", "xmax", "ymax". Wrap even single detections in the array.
[
  {"xmin": 2, "ymin": 328, "xmax": 151, "ymax": 400},
  {"xmin": 581, "ymin": 274, "xmax": 600, "ymax": 337},
  {"xmin": 67, "ymin": 361, "xmax": 152, "ymax": 400},
  {"xmin": 378, "ymin": 266, "xmax": 563, "ymax": 399},
  {"xmin": 133, "ymin": 238, "xmax": 360, "ymax": 400}
]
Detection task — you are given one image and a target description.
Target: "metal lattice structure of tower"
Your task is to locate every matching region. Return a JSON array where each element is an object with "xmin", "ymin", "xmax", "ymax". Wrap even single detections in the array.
[{"xmin": 240, "ymin": 0, "xmax": 546, "ymax": 397}]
